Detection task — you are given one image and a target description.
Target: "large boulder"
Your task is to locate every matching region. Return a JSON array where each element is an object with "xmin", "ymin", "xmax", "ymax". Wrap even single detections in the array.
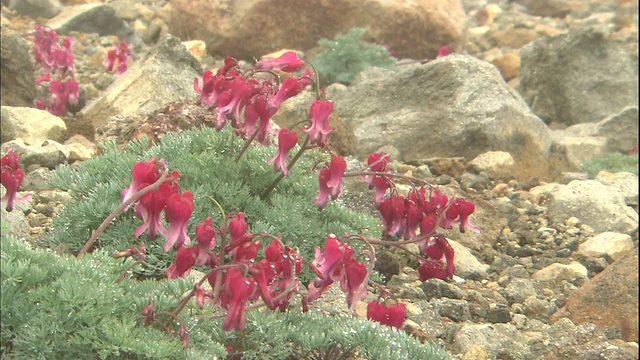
[
  {"xmin": 168, "ymin": 0, "xmax": 466, "ymax": 60},
  {"xmin": 518, "ymin": 28, "xmax": 638, "ymax": 126},
  {"xmin": 46, "ymin": 3, "xmax": 132, "ymax": 40},
  {"xmin": 327, "ymin": 54, "xmax": 571, "ymax": 181},
  {"xmin": 78, "ymin": 34, "xmax": 203, "ymax": 135},
  {"xmin": 551, "ymin": 250, "xmax": 638, "ymax": 343},
  {"xmin": 1, "ymin": 28, "xmax": 36, "ymax": 108}
]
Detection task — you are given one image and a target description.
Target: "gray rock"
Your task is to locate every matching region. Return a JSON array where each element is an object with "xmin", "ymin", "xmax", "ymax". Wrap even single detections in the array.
[
  {"xmin": 466, "ymin": 151, "xmax": 516, "ymax": 182},
  {"xmin": 420, "ymin": 278, "xmax": 465, "ymax": 301},
  {"xmin": 327, "ymin": 54, "xmax": 571, "ymax": 181},
  {"xmin": 79, "ymin": 33, "xmax": 203, "ymax": 133},
  {"xmin": 578, "ymin": 232, "xmax": 635, "ymax": 263},
  {"xmin": 501, "ymin": 278, "xmax": 537, "ymax": 305},
  {"xmin": 519, "ymin": 28, "xmax": 638, "ymax": 126},
  {"xmin": 9, "ymin": 0, "xmax": 61, "ymax": 18},
  {"xmin": 450, "ymin": 240, "xmax": 489, "ymax": 281},
  {"xmin": 595, "ymin": 171, "xmax": 639, "ymax": 207},
  {"xmin": 46, "ymin": 3, "xmax": 133, "ymax": 40},
  {"xmin": 523, "ymin": 295, "xmax": 558, "ymax": 322},
  {"xmin": 556, "ymin": 135, "xmax": 609, "ymax": 170},
  {"xmin": 530, "ymin": 180, "xmax": 638, "ymax": 235},
  {"xmin": 1, "ymin": 28, "xmax": 36, "ymax": 108},
  {"xmin": 431, "ymin": 298, "xmax": 472, "ymax": 322},
  {"xmin": 22, "ymin": 167, "xmax": 55, "ymax": 192},
  {"xmin": 531, "ymin": 262, "xmax": 589, "ymax": 288},
  {"xmin": 1, "ymin": 106, "xmax": 67, "ymax": 145},
  {"xmin": 562, "ymin": 106, "xmax": 639, "ymax": 154},
  {"xmin": 452, "ymin": 323, "xmax": 534, "ymax": 359},
  {"xmin": 6, "ymin": 140, "xmax": 70, "ymax": 170}
]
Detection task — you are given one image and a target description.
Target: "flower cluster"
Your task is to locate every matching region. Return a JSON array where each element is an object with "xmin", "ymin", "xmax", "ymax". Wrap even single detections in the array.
[
  {"xmin": 88, "ymin": 51, "xmax": 480, "ymax": 342},
  {"xmin": 30, "ymin": 25, "xmax": 79, "ymax": 116},
  {"xmin": 1, "ymin": 149, "xmax": 32, "ymax": 212},
  {"xmin": 103, "ymin": 41, "xmax": 131, "ymax": 75}
]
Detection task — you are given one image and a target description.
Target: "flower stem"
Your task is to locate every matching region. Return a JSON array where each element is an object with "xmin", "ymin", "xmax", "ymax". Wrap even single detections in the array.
[{"xmin": 260, "ymin": 136, "xmax": 309, "ymax": 200}]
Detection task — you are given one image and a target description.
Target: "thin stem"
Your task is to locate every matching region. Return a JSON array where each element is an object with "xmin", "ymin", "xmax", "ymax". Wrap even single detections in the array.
[
  {"xmin": 260, "ymin": 136, "xmax": 310, "ymax": 200},
  {"xmin": 114, "ymin": 258, "xmax": 144, "ymax": 284},
  {"xmin": 76, "ymin": 171, "xmax": 170, "ymax": 259},
  {"xmin": 235, "ymin": 127, "xmax": 260, "ymax": 162}
]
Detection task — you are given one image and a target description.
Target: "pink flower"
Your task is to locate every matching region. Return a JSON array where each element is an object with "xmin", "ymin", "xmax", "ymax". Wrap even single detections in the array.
[
  {"xmin": 121, "ymin": 159, "xmax": 164, "ymax": 205},
  {"xmin": 302, "ymin": 100, "xmax": 334, "ymax": 147},
  {"xmin": 193, "ymin": 217, "xmax": 217, "ymax": 266},
  {"xmin": 303, "ymin": 234, "xmax": 367, "ymax": 312},
  {"xmin": 226, "ymin": 212, "xmax": 260, "ymax": 262},
  {"xmin": 437, "ymin": 45, "xmax": 450, "ymax": 58},
  {"xmin": 367, "ymin": 302, "xmax": 406, "ymax": 329},
  {"xmin": 266, "ymin": 128, "xmax": 297, "ymax": 175},
  {"xmin": 361, "ymin": 152, "xmax": 390, "ymax": 205},
  {"xmin": 104, "ymin": 41, "xmax": 131, "ymax": 75},
  {"xmin": 221, "ymin": 268, "xmax": 256, "ymax": 331},
  {"xmin": 377, "ymin": 195, "xmax": 406, "ymax": 237},
  {"xmin": 166, "ymin": 245, "xmax": 196, "ymax": 279},
  {"xmin": 253, "ymin": 240, "xmax": 302, "ymax": 311},
  {"xmin": 255, "ymin": 51, "xmax": 305, "ymax": 73},
  {"xmin": 266, "ymin": 77, "xmax": 304, "ymax": 112},
  {"xmin": 1, "ymin": 149, "xmax": 32, "ymax": 212},
  {"xmin": 161, "ymin": 190, "xmax": 194, "ymax": 252},
  {"xmin": 134, "ymin": 182, "xmax": 177, "ymax": 240},
  {"xmin": 313, "ymin": 155, "xmax": 347, "ymax": 209},
  {"xmin": 418, "ymin": 235, "xmax": 455, "ymax": 281},
  {"xmin": 445, "ymin": 199, "xmax": 480, "ymax": 234}
]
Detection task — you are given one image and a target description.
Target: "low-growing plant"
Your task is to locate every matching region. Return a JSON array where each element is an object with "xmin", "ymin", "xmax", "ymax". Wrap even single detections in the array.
[
  {"xmin": 581, "ymin": 152, "xmax": 639, "ymax": 178},
  {"xmin": 1, "ymin": 52, "xmax": 476, "ymax": 358},
  {"xmin": 312, "ymin": 27, "xmax": 397, "ymax": 86}
]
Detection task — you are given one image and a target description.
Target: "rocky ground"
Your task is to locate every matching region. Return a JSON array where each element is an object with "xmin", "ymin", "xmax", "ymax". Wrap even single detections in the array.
[{"xmin": 1, "ymin": 0, "xmax": 639, "ymax": 359}]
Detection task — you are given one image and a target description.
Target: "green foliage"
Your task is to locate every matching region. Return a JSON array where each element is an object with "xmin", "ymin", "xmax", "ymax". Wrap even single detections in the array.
[
  {"xmin": 2, "ymin": 235, "xmax": 449, "ymax": 359},
  {"xmin": 312, "ymin": 27, "xmax": 397, "ymax": 86},
  {"xmin": 581, "ymin": 152, "xmax": 639, "ymax": 178},
  {"xmin": 1, "ymin": 234, "xmax": 226, "ymax": 359},
  {"xmin": 43, "ymin": 126, "xmax": 380, "ymax": 282}
]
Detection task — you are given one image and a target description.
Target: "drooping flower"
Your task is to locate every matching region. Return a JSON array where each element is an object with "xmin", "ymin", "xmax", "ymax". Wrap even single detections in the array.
[
  {"xmin": 226, "ymin": 212, "xmax": 260, "ymax": 262},
  {"xmin": 444, "ymin": 199, "xmax": 480, "ymax": 233},
  {"xmin": 377, "ymin": 195, "xmax": 406, "ymax": 237},
  {"xmin": 253, "ymin": 240, "xmax": 302, "ymax": 311},
  {"xmin": 313, "ymin": 155, "xmax": 347, "ymax": 209},
  {"xmin": 266, "ymin": 128, "xmax": 297, "ymax": 175},
  {"xmin": 437, "ymin": 45, "xmax": 450, "ymax": 58},
  {"xmin": 367, "ymin": 301, "xmax": 406, "ymax": 329},
  {"xmin": 193, "ymin": 217, "xmax": 217, "ymax": 266},
  {"xmin": 302, "ymin": 100, "xmax": 334, "ymax": 147},
  {"xmin": 121, "ymin": 158, "xmax": 164, "ymax": 206},
  {"xmin": 161, "ymin": 190, "xmax": 194, "ymax": 252},
  {"xmin": 255, "ymin": 51, "xmax": 305, "ymax": 73},
  {"xmin": 418, "ymin": 235, "xmax": 455, "ymax": 281},
  {"xmin": 1, "ymin": 149, "xmax": 32, "ymax": 212},
  {"xmin": 221, "ymin": 268, "xmax": 256, "ymax": 331},
  {"xmin": 166, "ymin": 245, "xmax": 196, "ymax": 279},
  {"xmin": 266, "ymin": 77, "xmax": 304, "ymax": 112},
  {"xmin": 104, "ymin": 41, "xmax": 131, "ymax": 75},
  {"xmin": 133, "ymin": 181, "xmax": 177, "ymax": 240},
  {"xmin": 361, "ymin": 152, "xmax": 390, "ymax": 205},
  {"xmin": 303, "ymin": 234, "xmax": 367, "ymax": 313}
]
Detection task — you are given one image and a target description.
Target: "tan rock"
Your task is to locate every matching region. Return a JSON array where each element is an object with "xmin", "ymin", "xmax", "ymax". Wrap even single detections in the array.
[
  {"xmin": 182, "ymin": 40, "xmax": 207, "ymax": 62},
  {"xmin": 550, "ymin": 251, "xmax": 638, "ymax": 343},
  {"xmin": 1, "ymin": 106, "xmax": 67, "ymax": 145},
  {"xmin": 169, "ymin": 0, "xmax": 467, "ymax": 60},
  {"xmin": 491, "ymin": 52, "xmax": 520, "ymax": 81}
]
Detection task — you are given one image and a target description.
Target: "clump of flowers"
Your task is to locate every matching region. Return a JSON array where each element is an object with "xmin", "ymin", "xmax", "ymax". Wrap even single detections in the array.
[
  {"xmin": 76, "ymin": 51, "xmax": 479, "ymax": 347},
  {"xmin": 103, "ymin": 41, "xmax": 131, "ymax": 75},
  {"xmin": 1, "ymin": 149, "xmax": 32, "ymax": 212},
  {"xmin": 30, "ymin": 24, "xmax": 79, "ymax": 116}
]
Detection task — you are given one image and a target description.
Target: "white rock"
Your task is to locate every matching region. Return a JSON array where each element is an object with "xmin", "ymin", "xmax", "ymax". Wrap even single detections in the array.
[
  {"xmin": 578, "ymin": 232, "xmax": 635, "ymax": 263},
  {"xmin": 1, "ymin": 106, "xmax": 67, "ymax": 145}
]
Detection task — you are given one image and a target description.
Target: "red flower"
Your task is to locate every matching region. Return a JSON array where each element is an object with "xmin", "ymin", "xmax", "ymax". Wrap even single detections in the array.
[
  {"xmin": 161, "ymin": 190, "xmax": 194, "ymax": 252},
  {"xmin": 253, "ymin": 240, "xmax": 302, "ymax": 311},
  {"xmin": 437, "ymin": 45, "xmax": 450, "ymax": 58},
  {"xmin": 266, "ymin": 77, "xmax": 304, "ymax": 112},
  {"xmin": 418, "ymin": 235, "xmax": 455, "ymax": 281},
  {"xmin": 193, "ymin": 217, "xmax": 217, "ymax": 266},
  {"xmin": 226, "ymin": 212, "xmax": 260, "ymax": 262},
  {"xmin": 221, "ymin": 268, "xmax": 256, "ymax": 331},
  {"xmin": 313, "ymin": 155, "xmax": 346, "ymax": 209},
  {"xmin": 255, "ymin": 51, "xmax": 304, "ymax": 73},
  {"xmin": 1, "ymin": 149, "xmax": 31, "ymax": 212},
  {"xmin": 133, "ymin": 181, "xmax": 176, "ymax": 240},
  {"xmin": 361, "ymin": 152, "xmax": 390, "ymax": 206},
  {"xmin": 367, "ymin": 302, "xmax": 406, "ymax": 329},
  {"xmin": 302, "ymin": 100, "xmax": 334, "ymax": 147},
  {"xmin": 104, "ymin": 41, "xmax": 130, "ymax": 75},
  {"xmin": 303, "ymin": 234, "xmax": 367, "ymax": 312},
  {"xmin": 267, "ymin": 128, "xmax": 297, "ymax": 175},
  {"xmin": 377, "ymin": 195, "xmax": 406, "ymax": 237},
  {"xmin": 165, "ymin": 245, "xmax": 195, "ymax": 279},
  {"xmin": 121, "ymin": 158, "xmax": 163, "ymax": 205}
]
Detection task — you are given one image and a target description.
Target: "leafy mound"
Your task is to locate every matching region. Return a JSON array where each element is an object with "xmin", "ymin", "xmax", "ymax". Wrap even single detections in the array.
[
  {"xmin": 581, "ymin": 152, "xmax": 639, "ymax": 178},
  {"xmin": 43, "ymin": 126, "xmax": 380, "ymax": 281},
  {"xmin": 2, "ymin": 231, "xmax": 450, "ymax": 359},
  {"xmin": 312, "ymin": 27, "xmax": 397, "ymax": 86}
]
